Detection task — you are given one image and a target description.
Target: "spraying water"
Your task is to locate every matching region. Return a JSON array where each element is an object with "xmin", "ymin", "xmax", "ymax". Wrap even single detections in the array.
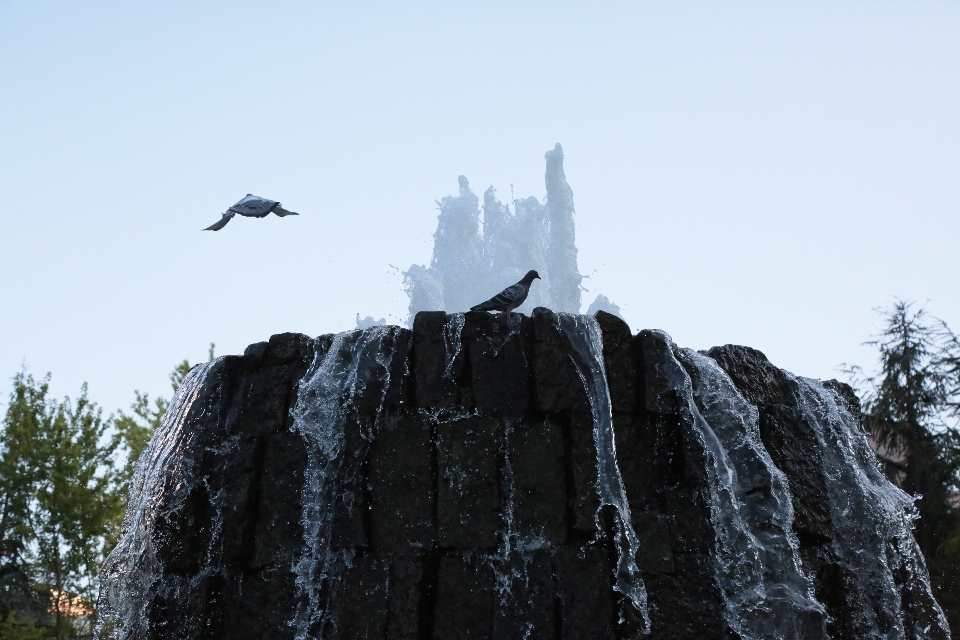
[{"xmin": 404, "ymin": 144, "xmax": 619, "ymax": 322}]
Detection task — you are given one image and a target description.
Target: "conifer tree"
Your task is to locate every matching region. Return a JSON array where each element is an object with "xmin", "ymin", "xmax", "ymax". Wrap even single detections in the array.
[{"xmin": 851, "ymin": 301, "xmax": 960, "ymax": 630}]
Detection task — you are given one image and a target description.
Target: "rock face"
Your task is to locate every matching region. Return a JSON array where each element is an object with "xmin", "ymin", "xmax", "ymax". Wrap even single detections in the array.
[{"xmin": 97, "ymin": 311, "xmax": 949, "ymax": 640}]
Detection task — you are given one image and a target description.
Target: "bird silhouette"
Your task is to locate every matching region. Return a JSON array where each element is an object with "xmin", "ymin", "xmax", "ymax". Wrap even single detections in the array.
[
  {"xmin": 470, "ymin": 270, "xmax": 541, "ymax": 313},
  {"xmin": 204, "ymin": 194, "xmax": 299, "ymax": 231}
]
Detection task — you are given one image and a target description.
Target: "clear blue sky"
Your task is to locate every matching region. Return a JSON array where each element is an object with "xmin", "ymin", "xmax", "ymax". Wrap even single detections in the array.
[{"xmin": 2, "ymin": 1, "xmax": 958, "ymax": 416}]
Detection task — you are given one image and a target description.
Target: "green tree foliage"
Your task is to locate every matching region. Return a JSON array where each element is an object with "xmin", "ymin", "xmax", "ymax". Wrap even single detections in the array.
[
  {"xmin": 0, "ymin": 610, "xmax": 48, "ymax": 640},
  {"xmin": 0, "ymin": 347, "xmax": 214, "ymax": 638},
  {"xmin": 0, "ymin": 375, "xmax": 52, "ymax": 632},
  {"xmin": 851, "ymin": 300, "xmax": 960, "ymax": 631},
  {"xmin": 32, "ymin": 384, "xmax": 120, "ymax": 638},
  {"xmin": 0, "ymin": 373, "xmax": 123, "ymax": 640}
]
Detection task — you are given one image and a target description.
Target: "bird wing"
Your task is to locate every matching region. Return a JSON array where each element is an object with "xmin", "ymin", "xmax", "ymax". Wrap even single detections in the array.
[
  {"xmin": 229, "ymin": 194, "xmax": 278, "ymax": 218},
  {"xmin": 470, "ymin": 283, "xmax": 527, "ymax": 311},
  {"xmin": 204, "ymin": 211, "xmax": 235, "ymax": 231},
  {"xmin": 497, "ymin": 283, "xmax": 526, "ymax": 303},
  {"xmin": 272, "ymin": 205, "xmax": 299, "ymax": 217}
]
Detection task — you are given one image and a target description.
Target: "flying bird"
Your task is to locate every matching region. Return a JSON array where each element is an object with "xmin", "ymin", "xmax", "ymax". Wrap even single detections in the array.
[
  {"xmin": 470, "ymin": 270, "xmax": 541, "ymax": 313},
  {"xmin": 204, "ymin": 194, "xmax": 299, "ymax": 231}
]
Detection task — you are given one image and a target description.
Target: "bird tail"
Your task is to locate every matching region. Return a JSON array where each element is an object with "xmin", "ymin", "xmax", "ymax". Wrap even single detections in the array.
[
  {"xmin": 273, "ymin": 206, "xmax": 299, "ymax": 217},
  {"xmin": 470, "ymin": 301, "xmax": 495, "ymax": 312}
]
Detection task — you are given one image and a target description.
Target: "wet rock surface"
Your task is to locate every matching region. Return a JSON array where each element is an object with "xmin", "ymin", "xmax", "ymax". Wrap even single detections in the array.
[{"xmin": 98, "ymin": 315, "xmax": 949, "ymax": 639}]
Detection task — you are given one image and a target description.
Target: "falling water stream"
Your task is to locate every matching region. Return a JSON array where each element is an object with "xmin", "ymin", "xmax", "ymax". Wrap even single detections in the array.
[
  {"xmin": 95, "ymin": 360, "xmax": 218, "ymax": 640},
  {"xmin": 792, "ymin": 375, "xmax": 950, "ymax": 639},
  {"xmin": 442, "ymin": 313, "xmax": 465, "ymax": 379},
  {"xmin": 675, "ymin": 347, "xmax": 825, "ymax": 638},
  {"xmin": 289, "ymin": 326, "xmax": 405, "ymax": 640},
  {"xmin": 94, "ymin": 315, "xmax": 950, "ymax": 639},
  {"xmin": 555, "ymin": 313, "xmax": 650, "ymax": 632}
]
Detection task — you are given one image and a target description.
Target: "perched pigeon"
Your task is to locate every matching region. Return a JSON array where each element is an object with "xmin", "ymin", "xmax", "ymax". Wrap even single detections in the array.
[
  {"xmin": 470, "ymin": 270, "xmax": 541, "ymax": 313},
  {"xmin": 204, "ymin": 194, "xmax": 299, "ymax": 231}
]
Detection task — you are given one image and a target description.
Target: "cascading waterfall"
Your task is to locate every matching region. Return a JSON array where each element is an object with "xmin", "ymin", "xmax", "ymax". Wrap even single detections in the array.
[
  {"xmin": 676, "ymin": 348, "xmax": 825, "ymax": 638},
  {"xmin": 289, "ymin": 326, "xmax": 404, "ymax": 640},
  {"xmin": 556, "ymin": 313, "xmax": 650, "ymax": 632},
  {"xmin": 94, "ymin": 312, "xmax": 950, "ymax": 638},
  {"xmin": 646, "ymin": 332, "xmax": 827, "ymax": 637},
  {"xmin": 792, "ymin": 375, "xmax": 950, "ymax": 639},
  {"xmin": 95, "ymin": 360, "xmax": 218, "ymax": 640}
]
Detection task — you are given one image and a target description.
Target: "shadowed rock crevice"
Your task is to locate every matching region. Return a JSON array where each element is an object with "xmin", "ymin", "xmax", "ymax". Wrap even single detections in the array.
[{"xmin": 97, "ymin": 316, "xmax": 949, "ymax": 640}]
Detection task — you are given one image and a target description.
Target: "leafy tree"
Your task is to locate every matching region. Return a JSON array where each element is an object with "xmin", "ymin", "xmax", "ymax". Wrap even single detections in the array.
[
  {"xmin": 0, "ymin": 375, "xmax": 51, "ymax": 630},
  {"xmin": 0, "ymin": 346, "xmax": 214, "ymax": 638},
  {"xmin": 31, "ymin": 383, "xmax": 121, "ymax": 638},
  {"xmin": 0, "ymin": 610, "xmax": 48, "ymax": 640},
  {"xmin": 0, "ymin": 374, "xmax": 123, "ymax": 639}
]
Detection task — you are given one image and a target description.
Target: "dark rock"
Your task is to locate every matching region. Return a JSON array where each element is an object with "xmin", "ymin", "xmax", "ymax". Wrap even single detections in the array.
[
  {"xmin": 328, "ymin": 413, "xmax": 371, "ymax": 550},
  {"xmin": 644, "ymin": 565, "xmax": 736, "ymax": 639},
  {"xmin": 567, "ymin": 410, "xmax": 602, "ymax": 535},
  {"xmin": 363, "ymin": 327, "xmax": 413, "ymax": 412},
  {"xmin": 328, "ymin": 551, "xmax": 389, "ymax": 638},
  {"xmin": 242, "ymin": 341, "xmax": 268, "ymax": 370},
  {"xmin": 532, "ymin": 307, "xmax": 590, "ymax": 414},
  {"xmin": 632, "ymin": 330, "xmax": 731, "ymax": 627},
  {"xmin": 705, "ymin": 344, "xmax": 791, "ymax": 407},
  {"xmin": 251, "ymin": 429, "xmax": 307, "ymax": 569},
  {"xmin": 611, "ymin": 412, "xmax": 656, "ymax": 514},
  {"xmin": 510, "ymin": 417, "xmax": 567, "ymax": 544},
  {"xmin": 493, "ymin": 551, "xmax": 556, "ymax": 639},
  {"xmin": 231, "ymin": 364, "xmax": 294, "ymax": 440},
  {"xmin": 465, "ymin": 312, "xmax": 531, "ymax": 416},
  {"xmin": 436, "ymin": 417, "xmax": 500, "ymax": 548},
  {"xmin": 594, "ymin": 310, "xmax": 637, "ymax": 415},
  {"xmin": 152, "ymin": 481, "xmax": 210, "ymax": 577},
  {"xmin": 385, "ymin": 551, "xmax": 428, "ymax": 640},
  {"xmin": 824, "ymin": 378, "xmax": 865, "ymax": 426},
  {"xmin": 708, "ymin": 344, "xmax": 949, "ymax": 640},
  {"xmin": 633, "ymin": 511, "xmax": 675, "ymax": 574},
  {"xmin": 555, "ymin": 546, "xmax": 614, "ymax": 640},
  {"xmin": 433, "ymin": 553, "xmax": 495, "ymax": 639},
  {"xmin": 414, "ymin": 311, "xmax": 466, "ymax": 410},
  {"xmin": 369, "ymin": 411, "xmax": 435, "ymax": 552},
  {"xmin": 636, "ymin": 329, "xmax": 683, "ymax": 415},
  {"xmin": 757, "ymin": 404, "xmax": 832, "ymax": 542},
  {"xmin": 108, "ymin": 321, "xmax": 950, "ymax": 639},
  {"xmin": 217, "ymin": 437, "xmax": 266, "ymax": 565},
  {"xmin": 221, "ymin": 565, "xmax": 299, "ymax": 640},
  {"xmin": 266, "ymin": 332, "xmax": 315, "ymax": 367}
]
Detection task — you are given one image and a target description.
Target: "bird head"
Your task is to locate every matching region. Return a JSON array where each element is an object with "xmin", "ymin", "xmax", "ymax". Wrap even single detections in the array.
[{"xmin": 523, "ymin": 270, "xmax": 541, "ymax": 282}]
